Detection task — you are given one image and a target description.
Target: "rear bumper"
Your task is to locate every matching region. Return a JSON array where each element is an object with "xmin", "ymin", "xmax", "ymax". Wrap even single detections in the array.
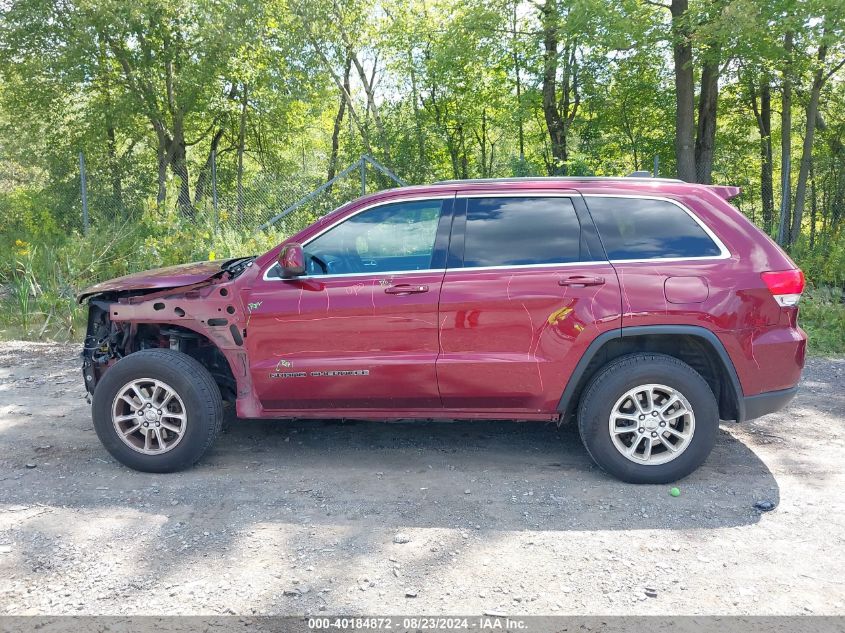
[{"xmin": 741, "ymin": 386, "xmax": 798, "ymax": 422}]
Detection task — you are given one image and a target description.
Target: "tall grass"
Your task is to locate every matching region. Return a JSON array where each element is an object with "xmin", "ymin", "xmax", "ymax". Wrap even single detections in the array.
[{"xmin": 0, "ymin": 216, "xmax": 283, "ymax": 340}]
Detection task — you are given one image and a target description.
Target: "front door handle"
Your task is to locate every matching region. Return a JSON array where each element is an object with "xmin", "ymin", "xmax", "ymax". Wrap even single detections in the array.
[
  {"xmin": 384, "ymin": 284, "xmax": 429, "ymax": 295},
  {"xmin": 558, "ymin": 276, "xmax": 605, "ymax": 287}
]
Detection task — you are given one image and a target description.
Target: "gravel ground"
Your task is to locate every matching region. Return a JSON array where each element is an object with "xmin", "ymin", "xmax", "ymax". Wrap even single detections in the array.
[{"xmin": 0, "ymin": 341, "xmax": 843, "ymax": 616}]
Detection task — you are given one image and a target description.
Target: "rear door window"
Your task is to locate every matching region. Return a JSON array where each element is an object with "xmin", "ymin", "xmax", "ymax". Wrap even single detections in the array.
[
  {"xmin": 586, "ymin": 196, "xmax": 722, "ymax": 260},
  {"xmin": 461, "ymin": 196, "xmax": 588, "ymax": 267}
]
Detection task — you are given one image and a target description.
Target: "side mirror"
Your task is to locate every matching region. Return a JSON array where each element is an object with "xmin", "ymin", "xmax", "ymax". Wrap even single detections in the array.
[{"xmin": 278, "ymin": 243, "xmax": 306, "ymax": 277}]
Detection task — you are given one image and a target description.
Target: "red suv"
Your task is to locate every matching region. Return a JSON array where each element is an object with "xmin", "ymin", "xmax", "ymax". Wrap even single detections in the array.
[{"xmin": 79, "ymin": 177, "xmax": 806, "ymax": 483}]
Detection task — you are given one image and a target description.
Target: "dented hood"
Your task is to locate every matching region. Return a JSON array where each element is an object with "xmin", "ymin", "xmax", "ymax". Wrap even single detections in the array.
[{"xmin": 77, "ymin": 260, "xmax": 228, "ymax": 303}]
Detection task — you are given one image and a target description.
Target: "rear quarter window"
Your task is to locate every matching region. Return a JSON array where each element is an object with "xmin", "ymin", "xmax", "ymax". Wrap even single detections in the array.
[{"xmin": 586, "ymin": 196, "xmax": 722, "ymax": 260}]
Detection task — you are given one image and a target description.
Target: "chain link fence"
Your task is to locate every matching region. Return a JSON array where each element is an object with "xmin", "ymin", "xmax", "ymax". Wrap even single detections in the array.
[{"xmin": 74, "ymin": 153, "xmax": 406, "ymax": 238}]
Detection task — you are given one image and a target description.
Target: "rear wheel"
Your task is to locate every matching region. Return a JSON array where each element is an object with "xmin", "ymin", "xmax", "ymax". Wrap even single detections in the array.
[
  {"xmin": 577, "ymin": 353, "xmax": 718, "ymax": 484},
  {"xmin": 92, "ymin": 349, "xmax": 223, "ymax": 473}
]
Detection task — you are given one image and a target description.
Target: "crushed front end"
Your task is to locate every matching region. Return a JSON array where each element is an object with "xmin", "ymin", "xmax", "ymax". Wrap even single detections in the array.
[{"xmin": 81, "ymin": 297, "xmax": 125, "ymax": 395}]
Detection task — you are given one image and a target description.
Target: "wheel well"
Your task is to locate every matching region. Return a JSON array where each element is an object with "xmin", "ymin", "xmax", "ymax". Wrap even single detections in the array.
[
  {"xmin": 134, "ymin": 323, "xmax": 237, "ymax": 402},
  {"xmin": 562, "ymin": 333, "xmax": 740, "ymax": 423}
]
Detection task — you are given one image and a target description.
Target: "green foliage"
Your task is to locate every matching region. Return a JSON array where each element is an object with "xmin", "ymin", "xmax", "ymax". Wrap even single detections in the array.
[
  {"xmin": 799, "ymin": 287, "xmax": 845, "ymax": 356},
  {"xmin": 0, "ymin": 187, "xmax": 65, "ymax": 240},
  {"xmin": 791, "ymin": 233, "xmax": 845, "ymax": 288}
]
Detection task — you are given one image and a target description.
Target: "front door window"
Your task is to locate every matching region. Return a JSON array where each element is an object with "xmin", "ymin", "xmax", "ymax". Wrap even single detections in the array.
[{"xmin": 302, "ymin": 200, "xmax": 443, "ymax": 276}]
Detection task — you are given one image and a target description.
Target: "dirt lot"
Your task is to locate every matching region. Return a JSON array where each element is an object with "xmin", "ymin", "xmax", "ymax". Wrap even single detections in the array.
[{"xmin": 0, "ymin": 341, "xmax": 843, "ymax": 616}]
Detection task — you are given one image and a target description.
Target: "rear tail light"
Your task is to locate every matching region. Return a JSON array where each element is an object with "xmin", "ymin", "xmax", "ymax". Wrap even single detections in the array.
[{"xmin": 761, "ymin": 269, "xmax": 805, "ymax": 307}]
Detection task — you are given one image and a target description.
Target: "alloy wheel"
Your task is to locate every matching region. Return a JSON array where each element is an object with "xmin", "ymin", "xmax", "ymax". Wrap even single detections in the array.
[
  {"xmin": 608, "ymin": 383, "xmax": 696, "ymax": 465},
  {"xmin": 111, "ymin": 378, "xmax": 188, "ymax": 455}
]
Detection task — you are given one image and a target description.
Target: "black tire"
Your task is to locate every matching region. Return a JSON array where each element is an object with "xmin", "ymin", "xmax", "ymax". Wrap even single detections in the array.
[
  {"xmin": 92, "ymin": 349, "xmax": 223, "ymax": 473},
  {"xmin": 577, "ymin": 353, "xmax": 718, "ymax": 484}
]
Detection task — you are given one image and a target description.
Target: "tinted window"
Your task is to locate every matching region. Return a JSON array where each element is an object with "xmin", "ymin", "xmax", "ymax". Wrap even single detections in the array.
[
  {"xmin": 302, "ymin": 200, "xmax": 442, "ymax": 275},
  {"xmin": 462, "ymin": 197, "xmax": 583, "ymax": 267},
  {"xmin": 587, "ymin": 197, "xmax": 721, "ymax": 260}
]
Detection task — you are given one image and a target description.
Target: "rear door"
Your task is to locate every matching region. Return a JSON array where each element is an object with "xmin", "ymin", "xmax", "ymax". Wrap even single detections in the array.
[{"xmin": 436, "ymin": 191, "xmax": 622, "ymax": 413}]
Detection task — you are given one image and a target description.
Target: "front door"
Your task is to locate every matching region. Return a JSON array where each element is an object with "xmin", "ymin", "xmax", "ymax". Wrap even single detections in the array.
[
  {"xmin": 436, "ymin": 192, "xmax": 622, "ymax": 413},
  {"xmin": 244, "ymin": 197, "xmax": 452, "ymax": 411}
]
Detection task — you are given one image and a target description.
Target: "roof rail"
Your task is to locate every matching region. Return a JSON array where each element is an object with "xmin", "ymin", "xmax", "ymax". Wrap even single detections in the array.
[
  {"xmin": 431, "ymin": 176, "xmax": 684, "ymax": 185},
  {"xmin": 627, "ymin": 171, "xmax": 653, "ymax": 177}
]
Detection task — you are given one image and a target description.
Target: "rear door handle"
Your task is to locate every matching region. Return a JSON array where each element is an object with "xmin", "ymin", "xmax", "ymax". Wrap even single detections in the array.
[
  {"xmin": 558, "ymin": 276, "xmax": 605, "ymax": 287},
  {"xmin": 384, "ymin": 284, "xmax": 429, "ymax": 295}
]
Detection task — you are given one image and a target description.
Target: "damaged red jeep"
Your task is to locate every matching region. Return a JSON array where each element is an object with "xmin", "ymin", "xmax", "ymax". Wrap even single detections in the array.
[{"xmin": 78, "ymin": 177, "xmax": 806, "ymax": 483}]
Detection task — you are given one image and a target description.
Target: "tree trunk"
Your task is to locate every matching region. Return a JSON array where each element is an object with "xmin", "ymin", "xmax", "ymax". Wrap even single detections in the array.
[
  {"xmin": 824, "ymin": 132, "xmax": 845, "ymax": 235},
  {"xmin": 759, "ymin": 81, "xmax": 774, "ymax": 235},
  {"xmin": 96, "ymin": 38, "xmax": 123, "ymax": 213},
  {"xmin": 670, "ymin": 0, "xmax": 696, "ymax": 182},
  {"xmin": 749, "ymin": 76, "xmax": 774, "ymax": 234},
  {"xmin": 194, "ymin": 127, "xmax": 224, "ymax": 207},
  {"xmin": 777, "ymin": 31, "xmax": 793, "ymax": 246},
  {"xmin": 836, "ymin": 168, "xmax": 845, "ymax": 233},
  {"xmin": 348, "ymin": 50, "xmax": 391, "ymax": 166},
  {"xmin": 409, "ymin": 51, "xmax": 426, "ymax": 170},
  {"xmin": 540, "ymin": 0, "xmax": 562, "ymax": 174},
  {"xmin": 620, "ymin": 93, "xmax": 639, "ymax": 171},
  {"xmin": 809, "ymin": 161, "xmax": 817, "ymax": 249},
  {"xmin": 458, "ymin": 123, "xmax": 469, "ymax": 180},
  {"xmin": 512, "ymin": 1, "xmax": 525, "ymax": 161},
  {"xmin": 428, "ymin": 87, "xmax": 460, "ymax": 179},
  {"xmin": 476, "ymin": 109, "xmax": 490, "ymax": 177},
  {"xmin": 447, "ymin": 134, "xmax": 460, "ymax": 180},
  {"xmin": 694, "ymin": 58, "xmax": 720, "ymax": 184},
  {"xmin": 328, "ymin": 59, "xmax": 351, "ymax": 184},
  {"xmin": 156, "ymin": 129, "xmax": 168, "ymax": 210},
  {"xmin": 106, "ymin": 126, "xmax": 123, "ymax": 211},
  {"xmin": 305, "ymin": 32, "xmax": 374, "ymax": 158},
  {"xmin": 836, "ymin": 167, "xmax": 845, "ymax": 234},
  {"xmin": 168, "ymin": 135, "xmax": 193, "ymax": 220},
  {"xmin": 236, "ymin": 83, "xmax": 249, "ymax": 225},
  {"xmin": 791, "ymin": 42, "xmax": 828, "ymax": 244}
]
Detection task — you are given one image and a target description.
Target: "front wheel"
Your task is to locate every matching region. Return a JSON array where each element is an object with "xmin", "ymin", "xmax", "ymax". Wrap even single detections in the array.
[
  {"xmin": 577, "ymin": 353, "xmax": 718, "ymax": 484},
  {"xmin": 91, "ymin": 349, "xmax": 223, "ymax": 473}
]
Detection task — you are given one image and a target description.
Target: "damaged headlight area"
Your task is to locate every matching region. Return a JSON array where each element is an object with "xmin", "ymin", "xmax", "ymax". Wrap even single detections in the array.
[
  {"xmin": 81, "ymin": 297, "xmax": 126, "ymax": 395},
  {"xmin": 81, "ymin": 291, "xmax": 164, "ymax": 394}
]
